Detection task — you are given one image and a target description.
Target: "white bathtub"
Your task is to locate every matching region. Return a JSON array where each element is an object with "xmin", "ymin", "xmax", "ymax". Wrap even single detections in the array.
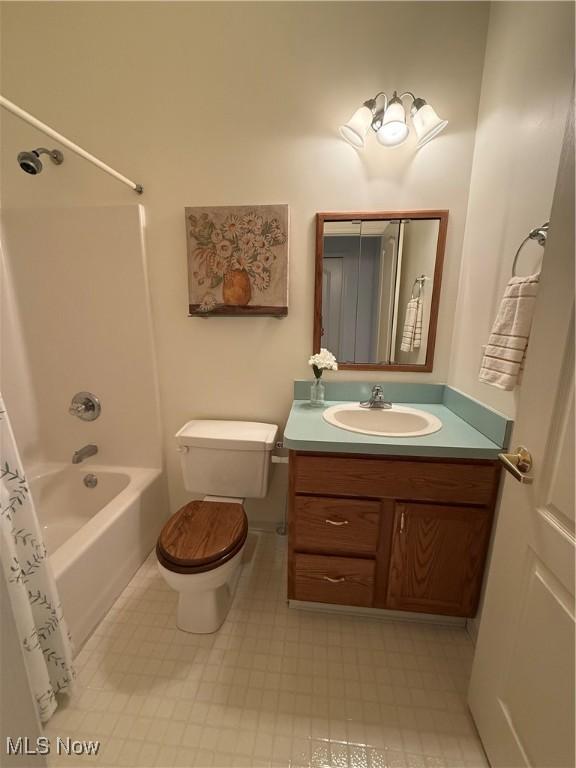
[{"xmin": 30, "ymin": 464, "xmax": 167, "ymax": 651}]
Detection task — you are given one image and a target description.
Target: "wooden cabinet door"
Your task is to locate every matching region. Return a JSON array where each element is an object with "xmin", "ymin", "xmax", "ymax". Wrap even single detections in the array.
[{"xmin": 386, "ymin": 502, "xmax": 491, "ymax": 617}]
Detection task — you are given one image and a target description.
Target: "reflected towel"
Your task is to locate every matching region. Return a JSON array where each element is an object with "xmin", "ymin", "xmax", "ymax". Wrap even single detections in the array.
[
  {"xmin": 400, "ymin": 297, "xmax": 423, "ymax": 352},
  {"xmin": 479, "ymin": 273, "xmax": 540, "ymax": 390}
]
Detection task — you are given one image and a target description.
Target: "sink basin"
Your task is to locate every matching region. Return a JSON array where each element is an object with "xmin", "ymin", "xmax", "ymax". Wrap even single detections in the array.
[{"xmin": 322, "ymin": 403, "xmax": 442, "ymax": 437}]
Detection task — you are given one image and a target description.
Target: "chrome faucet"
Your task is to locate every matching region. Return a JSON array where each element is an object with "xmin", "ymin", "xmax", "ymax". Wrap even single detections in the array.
[
  {"xmin": 72, "ymin": 444, "xmax": 98, "ymax": 464},
  {"xmin": 360, "ymin": 385, "xmax": 392, "ymax": 410}
]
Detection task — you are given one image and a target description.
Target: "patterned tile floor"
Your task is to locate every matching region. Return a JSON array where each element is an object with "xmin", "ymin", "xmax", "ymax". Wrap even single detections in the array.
[{"xmin": 45, "ymin": 533, "xmax": 488, "ymax": 768}]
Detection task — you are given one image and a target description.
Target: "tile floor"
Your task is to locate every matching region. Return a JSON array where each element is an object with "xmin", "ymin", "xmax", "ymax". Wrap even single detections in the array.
[{"xmin": 45, "ymin": 533, "xmax": 488, "ymax": 768}]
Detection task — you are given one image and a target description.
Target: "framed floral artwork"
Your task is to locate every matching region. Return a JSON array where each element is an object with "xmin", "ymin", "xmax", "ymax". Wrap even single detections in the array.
[{"xmin": 185, "ymin": 204, "xmax": 289, "ymax": 316}]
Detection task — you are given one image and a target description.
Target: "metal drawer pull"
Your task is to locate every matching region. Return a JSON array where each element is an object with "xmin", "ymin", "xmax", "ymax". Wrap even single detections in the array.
[
  {"xmin": 325, "ymin": 518, "xmax": 349, "ymax": 526},
  {"xmin": 323, "ymin": 576, "xmax": 346, "ymax": 583},
  {"xmin": 400, "ymin": 510, "xmax": 405, "ymax": 533},
  {"xmin": 498, "ymin": 446, "xmax": 534, "ymax": 484}
]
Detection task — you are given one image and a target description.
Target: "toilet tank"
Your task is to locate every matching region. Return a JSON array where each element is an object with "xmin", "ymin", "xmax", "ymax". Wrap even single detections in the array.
[{"xmin": 175, "ymin": 420, "xmax": 278, "ymax": 498}]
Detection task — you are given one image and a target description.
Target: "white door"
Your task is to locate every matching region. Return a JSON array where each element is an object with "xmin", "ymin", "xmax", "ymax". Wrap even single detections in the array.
[{"xmin": 468, "ymin": 111, "xmax": 575, "ymax": 766}]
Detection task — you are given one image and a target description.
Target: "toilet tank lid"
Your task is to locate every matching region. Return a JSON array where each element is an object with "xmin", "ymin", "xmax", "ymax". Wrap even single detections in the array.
[{"xmin": 175, "ymin": 420, "xmax": 278, "ymax": 451}]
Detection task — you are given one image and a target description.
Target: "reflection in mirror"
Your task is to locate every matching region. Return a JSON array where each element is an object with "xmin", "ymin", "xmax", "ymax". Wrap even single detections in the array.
[{"xmin": 315, "ymin": 212, "xmax": 447, "ymax": 371}]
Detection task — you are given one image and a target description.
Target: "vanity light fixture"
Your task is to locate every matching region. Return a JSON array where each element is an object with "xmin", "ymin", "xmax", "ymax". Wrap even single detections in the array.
[{"xmin": 339, "ymin": 90, "xmax": 448, "ymax": 150}]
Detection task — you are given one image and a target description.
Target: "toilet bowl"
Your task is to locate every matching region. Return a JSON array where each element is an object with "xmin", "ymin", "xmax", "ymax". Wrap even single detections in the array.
[
  {"xmin": 156, "ymin": 420, "xmax": 277, "ymax": 633},
  {"xmin": 157, "ymin": 497, "xmax": 248, "ymax": 633}
]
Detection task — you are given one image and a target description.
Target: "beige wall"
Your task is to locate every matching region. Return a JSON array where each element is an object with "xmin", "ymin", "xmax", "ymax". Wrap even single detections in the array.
[
  {"xmin": 448, "ymin": 1, "xmax": 574, "ymax": 418},
  {"xmin": 1, "ymin": 206, "xmax": 163, "ymax": 470},
  {"xmin": 0, "ymin": 2, "xmax": 489, "ymax": 520}
]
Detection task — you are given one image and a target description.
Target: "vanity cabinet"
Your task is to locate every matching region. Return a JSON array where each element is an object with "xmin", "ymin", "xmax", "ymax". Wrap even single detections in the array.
[{"xmin": 288, "ymin": 452, "xmax": 501, "ymax": 618}]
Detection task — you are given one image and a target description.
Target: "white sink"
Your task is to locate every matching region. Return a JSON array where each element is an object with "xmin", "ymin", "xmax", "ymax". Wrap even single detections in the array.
[{"xmin": 322, "ymin": 403, "xmax": 442, "ymax": 437}]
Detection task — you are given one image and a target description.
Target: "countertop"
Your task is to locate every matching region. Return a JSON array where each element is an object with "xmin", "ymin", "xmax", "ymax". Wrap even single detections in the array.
[{"xmin": 284, "ymin": 400, "xmax": 503, "ymax": 459}]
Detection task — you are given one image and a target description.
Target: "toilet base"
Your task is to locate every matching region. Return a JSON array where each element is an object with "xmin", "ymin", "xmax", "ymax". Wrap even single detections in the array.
[{"xmin": 175, "ymin": 560, "xmax": 243, "ymax": 634}]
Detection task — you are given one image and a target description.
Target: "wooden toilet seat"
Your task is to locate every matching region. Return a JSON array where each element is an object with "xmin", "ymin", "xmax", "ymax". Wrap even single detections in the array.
[{"xmin": 156, "ymin": 500, "xmax": 248, "ymax": 574}]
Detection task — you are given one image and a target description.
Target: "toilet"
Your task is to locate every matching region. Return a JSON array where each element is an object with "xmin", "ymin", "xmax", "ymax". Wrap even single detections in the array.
[{"xmin": 156, "ymin": 419, "xmax": 278, "ymax": 633}]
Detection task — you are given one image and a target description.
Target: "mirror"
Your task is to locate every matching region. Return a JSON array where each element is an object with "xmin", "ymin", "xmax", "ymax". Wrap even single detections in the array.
[{"xmin": 314, "ymin": 211, "xmax": 448, "ymax": 371}]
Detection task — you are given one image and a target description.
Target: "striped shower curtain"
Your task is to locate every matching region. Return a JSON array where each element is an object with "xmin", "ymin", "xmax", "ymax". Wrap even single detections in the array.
[{"xmin": 0, "ymin": 393, "xmax": 75, "ymax": 722}]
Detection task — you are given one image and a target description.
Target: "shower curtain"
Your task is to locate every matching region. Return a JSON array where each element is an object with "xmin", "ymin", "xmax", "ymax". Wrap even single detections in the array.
[{"xmin": 0, "ymin": 393, "xmax": 75, "ymax": 722}]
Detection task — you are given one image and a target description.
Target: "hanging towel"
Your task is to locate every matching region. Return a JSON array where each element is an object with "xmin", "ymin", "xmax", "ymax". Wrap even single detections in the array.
[
  {"xmin": 0, "ymin": 393, "xmax": 75, "ymax": 722},
  {"xmin": 400, "ymin": 297, "xmax": 423, "ymax": 352},
  {"xmin": 478, "ymin": 273, "xmax": 540, "ymax": 390}
]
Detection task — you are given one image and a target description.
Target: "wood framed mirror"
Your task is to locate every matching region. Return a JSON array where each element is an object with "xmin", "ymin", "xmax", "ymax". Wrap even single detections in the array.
[{"xmin": 314, "ymin": 210, "xmax": 448, "ymax": 372}]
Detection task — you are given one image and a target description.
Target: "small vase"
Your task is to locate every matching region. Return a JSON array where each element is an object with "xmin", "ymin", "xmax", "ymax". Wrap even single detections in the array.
[
  {"xmin": 222, "ymin": 269, "xmax": 252, "ymax": 306},
  {"xmin": 310, "ymin": 378, "xmax": 325, "ymax": 407}
]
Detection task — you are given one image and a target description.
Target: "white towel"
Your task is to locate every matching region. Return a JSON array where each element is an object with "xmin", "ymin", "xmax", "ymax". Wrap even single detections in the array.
[
  {"xmin": 479, "ymin": 273, "xmax": 540, "ymax": 390},
  {"xmin": 400, "ymin": 297, "xmax": 423, "ymax": 352}
]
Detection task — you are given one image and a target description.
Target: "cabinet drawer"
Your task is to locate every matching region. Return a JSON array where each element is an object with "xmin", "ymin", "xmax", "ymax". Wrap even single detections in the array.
[
  {"xmin": 293, "ymin": 496, "xmax": 379, "ymax": 555},
  {"xmin": 294, "ymin": 454, "xmax": 498, "ymax": 506},
  {"xmin": 293, "ymin": 554, "xmax": 374, "ymax": 607}
]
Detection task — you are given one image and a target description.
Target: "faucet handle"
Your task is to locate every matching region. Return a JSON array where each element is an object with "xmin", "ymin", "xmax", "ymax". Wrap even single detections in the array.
[
  {"xmin": 359, "ymin": 383, "xmax": 392, "ymax": 409},
  {"xmin": 69, "ymin": 392, "xmax": 101, "ymax": 421}
]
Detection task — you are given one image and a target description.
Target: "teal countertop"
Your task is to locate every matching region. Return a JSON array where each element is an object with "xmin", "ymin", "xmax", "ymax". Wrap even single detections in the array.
[{"xmin": 284, "ymin": 400, "xmax": 504, "ymax": 459}]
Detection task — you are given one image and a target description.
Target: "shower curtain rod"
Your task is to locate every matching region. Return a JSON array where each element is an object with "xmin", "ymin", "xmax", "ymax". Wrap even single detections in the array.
[{"xmin": 0, "ymin": 95, "xmax": 143, "ymax": 194}]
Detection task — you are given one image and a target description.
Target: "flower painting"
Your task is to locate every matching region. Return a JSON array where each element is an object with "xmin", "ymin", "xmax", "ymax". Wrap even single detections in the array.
[{"xmin": 185, "ymin": 205, "xmax": 289, "ymax": 315}]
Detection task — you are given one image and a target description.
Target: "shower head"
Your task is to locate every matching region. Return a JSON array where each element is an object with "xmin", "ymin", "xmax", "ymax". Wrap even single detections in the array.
[{"xmin": 17, "ymin": 147, "xmax": 64, "ymax": 175}]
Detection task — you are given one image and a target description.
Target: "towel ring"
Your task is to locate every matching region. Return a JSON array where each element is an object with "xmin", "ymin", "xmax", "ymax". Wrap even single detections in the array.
[
  {"xmin": 410, "ymin": 275, "xmax": 427, "ymax": 300},
  {"xmin": 512, "ymin": 222, "xmax": 549, "ymax": 276}
]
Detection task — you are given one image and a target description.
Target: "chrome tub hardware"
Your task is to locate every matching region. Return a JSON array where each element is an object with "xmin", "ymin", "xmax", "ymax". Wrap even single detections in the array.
[
  {"xmin": 69, "ymin": 392, "xmax": 101, "ymax": 421},
  {"xmin": 498, "ymin": 446, "xmax": 534, "ymax": 484},
  {"xmin": 72, "ymin": 444, "xmax": 98, "ymax": 465},
  {"xmin": 83, "ymin": 473, "xmax": 98, "ymax": 489},
  {"xmin": 360, "ymin": 384, "xmax": 392, "ymax": 409}
]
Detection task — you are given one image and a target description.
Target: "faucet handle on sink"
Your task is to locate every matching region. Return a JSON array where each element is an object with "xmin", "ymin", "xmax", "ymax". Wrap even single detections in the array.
[{"xmin": 360, "ymin": 384, "xmax": 392, "ymax": 410}]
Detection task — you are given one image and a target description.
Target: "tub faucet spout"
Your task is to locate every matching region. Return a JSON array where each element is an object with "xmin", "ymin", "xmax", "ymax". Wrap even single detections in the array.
[{"xmin": 72, "ymin": 444, "xmax": 98, "ymax": 464}]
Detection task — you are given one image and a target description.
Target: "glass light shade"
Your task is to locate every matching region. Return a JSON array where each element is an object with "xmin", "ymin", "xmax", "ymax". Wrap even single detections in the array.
[
  {"xmin": 412, "ymin": 103, "xmax": 448, "ymax": 147},
  {"xmin": 338, "ymin": 105, "xmax": 373, "ymax": 149},
  {"xmin": 376, "ymin": 100, "xmax": 409, "ymax": 147}
]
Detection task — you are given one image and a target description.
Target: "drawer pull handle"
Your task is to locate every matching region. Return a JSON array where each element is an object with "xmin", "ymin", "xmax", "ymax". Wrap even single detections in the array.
[
  {"xmin": 400, "ymin": 510, "xmax": 405, "ymax": 533},
  {"xmin": 323, "ymin": 575, "xmax": 346, "ymax": 583},
  {"xmin": 325, "ymin": 518, "xmax": 349, "ymax": 526}
]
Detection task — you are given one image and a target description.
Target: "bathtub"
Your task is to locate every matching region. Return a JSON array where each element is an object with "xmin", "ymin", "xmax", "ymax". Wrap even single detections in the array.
[{"xmin": 30, "ymin": 463, "xmax": 167, "ymax": 651}]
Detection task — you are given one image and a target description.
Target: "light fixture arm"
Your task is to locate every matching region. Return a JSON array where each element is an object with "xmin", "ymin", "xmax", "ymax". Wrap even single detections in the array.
[
  {"xmin": 371, "ymin": 91, "xmax": 416, "ymax": 132},
  {"xmin": 369, "ymin": 92, "xmax": 389, "ymax": 131}
]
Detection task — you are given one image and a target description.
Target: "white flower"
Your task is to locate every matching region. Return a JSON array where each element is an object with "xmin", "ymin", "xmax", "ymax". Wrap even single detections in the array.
[
  {"xmin": 199, "ymin": 292, "xmax": 218, "ymax": 312},
  {"xmin": 308, "ymin": 348, "xmax": 338, "ymax": 372},
  {"xmin": 223, "ymin": 215, "xmax": 243, "ymax": 238},
  {"xmin": 240, "ymin": 232, "xmax": 255, "ymax": 250},
  {"xmin": 243, "ymin": 213, "xmax": 263, "ymax": 233}
]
